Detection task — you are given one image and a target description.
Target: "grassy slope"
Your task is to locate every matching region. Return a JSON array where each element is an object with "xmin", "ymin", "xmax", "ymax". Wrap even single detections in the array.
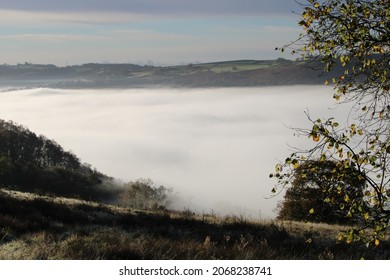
[
  {"xmin": 194, "ymin": 60, "xmax": 285, "ymax": 73},
  {"xmin": 1, "ymin": 189, "xmax": 388, "ymax": 260}
]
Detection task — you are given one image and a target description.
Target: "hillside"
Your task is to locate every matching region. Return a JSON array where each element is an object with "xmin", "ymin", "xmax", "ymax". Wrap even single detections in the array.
[
  {"xmin": 0, "ymin": 119, "xmax": 116, "ymax": 201},
  {"xmin": 1, "ymin": 188, "xmax": 389, "ymax": 260},
  {"xmin": 0, "ymin": 59, "xmax": 340, "ymax": 89}
]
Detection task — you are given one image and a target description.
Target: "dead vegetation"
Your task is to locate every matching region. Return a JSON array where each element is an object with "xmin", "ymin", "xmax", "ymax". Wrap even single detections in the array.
[{"xmin": 0, "ymin": 189, "xmax": 389, "ymax": 260}]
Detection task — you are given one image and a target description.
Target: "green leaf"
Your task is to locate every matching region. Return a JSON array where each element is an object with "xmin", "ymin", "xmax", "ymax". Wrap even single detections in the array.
[{"xmin": 375, "ymin": 226, "xmax": 382, "ymax": 232}]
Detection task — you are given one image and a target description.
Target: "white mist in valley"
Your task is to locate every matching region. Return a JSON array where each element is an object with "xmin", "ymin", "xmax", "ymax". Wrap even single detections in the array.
[{"xmin": 0, "ymin": 86, "xmax": 350, "ymax": 218}]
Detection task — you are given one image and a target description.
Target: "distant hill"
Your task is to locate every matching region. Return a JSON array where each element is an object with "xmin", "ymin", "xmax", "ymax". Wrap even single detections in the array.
[
  {"xmin": 0, "ymin": 119, "xmax": 115, "ymax": 201},
  {"xmin": 0, "ymin": 59, "xmax": 341, "ymax": 89}
]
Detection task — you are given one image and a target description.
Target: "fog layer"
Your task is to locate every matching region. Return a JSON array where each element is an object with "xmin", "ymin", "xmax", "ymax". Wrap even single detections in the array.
[{"xmin": 0, "ymin": 86, "xmax": 348, "ymax": 218}]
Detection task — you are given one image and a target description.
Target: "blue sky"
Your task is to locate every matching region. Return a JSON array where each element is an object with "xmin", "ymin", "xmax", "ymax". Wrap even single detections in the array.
[{"xmin": 0, "ymin": 0, "xmax": 302, "ymax": 66}]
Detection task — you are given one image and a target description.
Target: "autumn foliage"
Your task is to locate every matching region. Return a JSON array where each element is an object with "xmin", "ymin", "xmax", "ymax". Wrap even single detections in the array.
[{"xmin": 273, "ymin": 0, "xmax": 389, "ymax": 245}]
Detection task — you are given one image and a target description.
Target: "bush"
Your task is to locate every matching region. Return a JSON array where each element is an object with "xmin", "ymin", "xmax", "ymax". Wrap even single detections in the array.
[
  {"xmin": 277, "ymin": 160, "xmax": 367, "ymax": 224},
  {"xmin": 119, "ymin": 179, "xmax": 172, "ymax": 210}
]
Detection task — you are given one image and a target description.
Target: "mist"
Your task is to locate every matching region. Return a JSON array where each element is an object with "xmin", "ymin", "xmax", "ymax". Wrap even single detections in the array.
[{"xmin": 0, "ymin": 86, "xmax": 350, "ymax": 218}]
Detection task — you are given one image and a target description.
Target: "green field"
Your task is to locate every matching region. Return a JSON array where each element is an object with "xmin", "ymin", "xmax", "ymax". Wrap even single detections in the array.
[{"xmin": 197, "ymin": 60, "xmax": 281, "ymax": 73}]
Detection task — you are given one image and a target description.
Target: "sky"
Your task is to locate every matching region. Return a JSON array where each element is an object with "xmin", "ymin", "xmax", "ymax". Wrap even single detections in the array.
[{"xmin": 0, "ymin": 0, "xmax": 302, "ymax": 66}]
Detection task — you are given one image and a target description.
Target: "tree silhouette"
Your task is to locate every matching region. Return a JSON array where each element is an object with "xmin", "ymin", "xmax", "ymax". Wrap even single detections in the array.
[{"xmin": 278, "ymin": 160, "xmax": 366, "ymax": 224}]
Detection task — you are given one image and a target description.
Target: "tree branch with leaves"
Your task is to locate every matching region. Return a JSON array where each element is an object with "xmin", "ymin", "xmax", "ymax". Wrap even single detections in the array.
[{"xmin": 272, "ymin": 0, "xmax": 390, "ymax": 246}]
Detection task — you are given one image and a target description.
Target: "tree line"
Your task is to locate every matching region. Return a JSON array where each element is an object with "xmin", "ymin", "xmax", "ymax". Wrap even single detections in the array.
[
  {"xmin": 0, "ymin": 119, "xmax": 172, "ymax": 208},
  {"xmin": 0, "ymin": 119, "xmax": 107, "ymax": 200}
]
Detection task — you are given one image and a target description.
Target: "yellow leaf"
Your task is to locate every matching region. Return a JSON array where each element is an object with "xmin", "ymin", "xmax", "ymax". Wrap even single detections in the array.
[
  {"xmin": 314, "ymin": 2, "xmax": 320, "ymax": 8},
  {"xmin": 375, "ymin": 239, "xmax": 380, "ymax": 246},
  {"xmin": 364, "ymin": 213, "xmax": 369, "ymax": 220},
  {"xmin": 313, "ymin": 134, "xmax": 321, "ymax": 142},
  {"xmin": 309, "ymin": 208, "xmax": 315, "ymax": 214},
  {"xmin": 344, "ymin": 194, "xmax": 350, "ymax": 203}
]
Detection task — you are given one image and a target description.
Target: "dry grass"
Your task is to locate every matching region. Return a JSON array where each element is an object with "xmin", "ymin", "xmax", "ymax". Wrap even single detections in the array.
[{"xmin": 0, "ymin": 189, "xmax": 389, "ymax": 260}]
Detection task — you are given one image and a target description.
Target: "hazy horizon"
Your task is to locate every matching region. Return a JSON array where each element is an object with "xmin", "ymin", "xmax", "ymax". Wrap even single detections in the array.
[
  {"xmin": 0, "ymin": 86, "xmax": 351, "ymax": 218},
  {"xmin": 0, "ymin": 57, "xmax": 294, "ymax": 67}
]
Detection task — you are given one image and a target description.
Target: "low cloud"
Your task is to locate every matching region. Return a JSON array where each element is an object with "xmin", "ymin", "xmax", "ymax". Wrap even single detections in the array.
[
  {"xmin": 1, "ymin": 33, "xmax": 110, "ymax": 43},
  {"xmin": 0, "ymin": 86, "xmax": 348, "ymax": 218},
  {"xmin": 0, "ymin": 10, "xmax": 149, "ymax": 25}
]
